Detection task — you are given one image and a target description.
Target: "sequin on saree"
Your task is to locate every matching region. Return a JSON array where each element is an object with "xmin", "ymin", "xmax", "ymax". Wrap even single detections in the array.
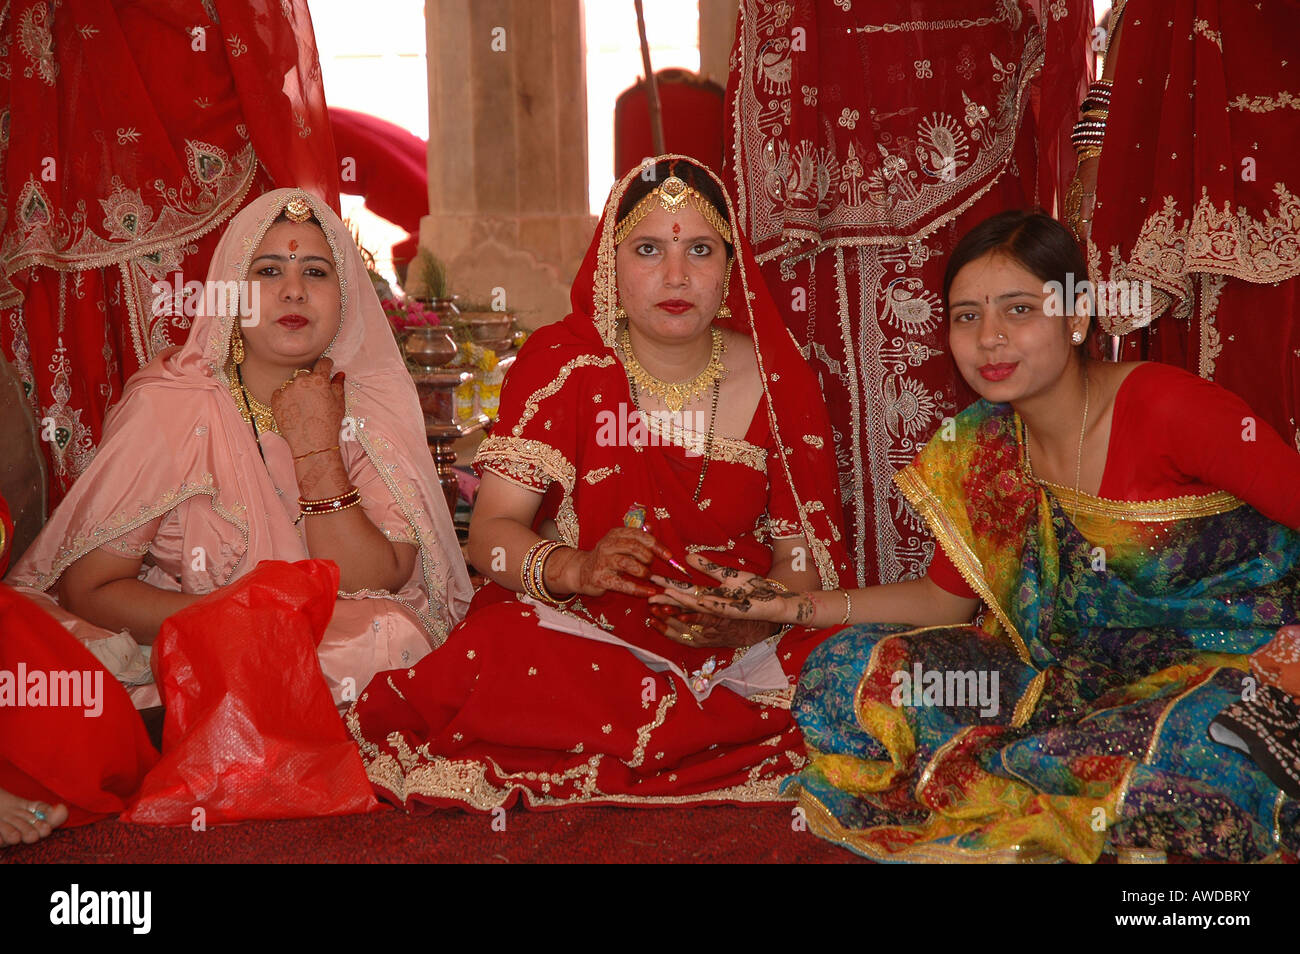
[{"xmin": 789, "ymin": 401, "xmax": 1300, "ymax": 862}]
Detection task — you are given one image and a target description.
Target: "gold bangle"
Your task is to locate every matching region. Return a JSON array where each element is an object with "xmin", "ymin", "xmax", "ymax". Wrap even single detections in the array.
[
  {"xmin": 293, "ymin": 444, "xmax": 340, "ymax": 462},
  {"xmin": 521, "ymin": 540, "xmax": 575, "ymax": 605},
  {"xmin": 520, "ymin": 540, "xmax": 551, "ymax": 600},
  {"xmin": 840, "ymin": 590, "xmax": 852, "ymax": 626}
]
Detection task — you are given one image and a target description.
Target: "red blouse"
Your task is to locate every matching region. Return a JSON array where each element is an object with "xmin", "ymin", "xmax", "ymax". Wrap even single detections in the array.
[{"xmin": 928, "ymin": 362, "xmax": 1300, "ymax": 597}]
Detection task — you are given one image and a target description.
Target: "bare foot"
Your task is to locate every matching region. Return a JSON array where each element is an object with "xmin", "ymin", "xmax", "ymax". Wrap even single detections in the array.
[{"xmin": 0, "ymin": 788, "xmax": 69, "ymax": 846}]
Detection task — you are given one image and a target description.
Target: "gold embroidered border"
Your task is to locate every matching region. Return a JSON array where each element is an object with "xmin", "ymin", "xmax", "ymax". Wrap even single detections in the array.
[
  {"xmin": 793, "ymin": 782, "xmax": 1059, "ymax": 864},
  {"xmin": 1228, "ymin": 92, "xmax": 1300, "ymax": 113},
  {"xmin": 893, "ymin": 467, "xmax": 1029, "ymax": 662},
  {"xmin": 642, "ymin": 411, "xmax": 767, "ymax": 472},
  {"xmin": 21, "ymin": 477, "xmax": 249, "ymax": 592},
  {"xmin": 1, "ymin": 143, "xmax": 259, "ymax": 312},
  {"xmin": 476, "ymin": 435, "xmax": 581, "ymax": 548},
  {"xmin": 511, "ymin": 354, "xmax": 616, "ymax": 436},
  {"xmin": 1034, "ymin": 482, "xmax": 1242, "ymax": 522},
  {"xmin": 1142, "ymin": 667, "xmax": 1219, "ymax": 763},
  {"xmin": 348, "ymin": 704, "xmax": 796, "ymax": 810},
  {"xmin": 1089, "ymin": 185, "xmax": 1300, "ymax": 334},
  {"xmin": 1011, "ymin": 669, "xmax": 1046, "ymax": 728}
]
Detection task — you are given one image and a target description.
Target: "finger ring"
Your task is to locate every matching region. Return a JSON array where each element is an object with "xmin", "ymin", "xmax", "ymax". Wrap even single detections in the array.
[
  {"xmin": 689, "ymin": 624, "xmax": 704, "ymax": 636},
  {"xmin": 294, "ymin": 368, "xmax": 311, "ymax": 378},
  {"xmin": 692, "ymin": 585, "xmax": 703, "ymax": 597}
]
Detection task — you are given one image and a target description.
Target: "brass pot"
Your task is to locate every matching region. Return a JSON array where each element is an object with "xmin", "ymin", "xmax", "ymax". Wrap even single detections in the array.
[
  {"xmin": 464, "ymin": 311, "xmax": 514, "ymax": 352},
  {"xmin": 402, "ymin": 326, "xmax": 459, "ymax": 370}
]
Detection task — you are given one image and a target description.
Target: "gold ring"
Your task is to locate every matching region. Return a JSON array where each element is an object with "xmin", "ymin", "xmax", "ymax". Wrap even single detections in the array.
[
  {"xmin": 692, "ymin": 585, "xmax": 703, "ymax": 597},
  {"xmin": 689, "ymin": 624, "xmax": 704, "ymax": 636},
  {"xmin": 293, "ymin": 368, "xmax": 311, "ymax": 378}
]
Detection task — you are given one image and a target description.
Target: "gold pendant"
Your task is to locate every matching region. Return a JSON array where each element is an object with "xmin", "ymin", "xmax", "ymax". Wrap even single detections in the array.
[{"xmin": 620, "ymin": 327, "xmax": 726, "ymax": 413}]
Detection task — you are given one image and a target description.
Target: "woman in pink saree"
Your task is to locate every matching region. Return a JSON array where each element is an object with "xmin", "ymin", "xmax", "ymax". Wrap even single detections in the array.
[{"xmin": 5, "ymin": 188, "xmax": 472, "ymax": 709}]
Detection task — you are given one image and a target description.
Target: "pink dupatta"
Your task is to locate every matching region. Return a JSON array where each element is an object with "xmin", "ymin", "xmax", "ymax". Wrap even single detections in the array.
[{"xmin": 8, "ymin": 189, "xmax": 472, "ymax": 642}]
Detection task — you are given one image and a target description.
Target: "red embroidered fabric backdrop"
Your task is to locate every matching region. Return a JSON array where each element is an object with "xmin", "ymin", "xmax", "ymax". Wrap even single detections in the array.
[
  {"xmin": 725, "ymin": 0, "xmax": 1090, "ymax": 585},
  {"xmin": 1088, "ymin": 0, "xmax": 1300, "ymax": 451},
  {"xmin": 0, "ymin": 0, "xmax": 338, "ymax": 506}
]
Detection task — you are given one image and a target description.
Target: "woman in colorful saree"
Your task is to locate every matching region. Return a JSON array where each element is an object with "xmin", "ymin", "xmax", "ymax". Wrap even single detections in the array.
[
  {"xmin": 345, "ymin": 156, "xmax": 852, "ymax": 809},
  {"xmin": 656, "ymin": 210, "xmax": 1300, "ymax": 862},
  {"xmin": 5, "ymin": 189, "xmax": 472, "ymax": 709}
]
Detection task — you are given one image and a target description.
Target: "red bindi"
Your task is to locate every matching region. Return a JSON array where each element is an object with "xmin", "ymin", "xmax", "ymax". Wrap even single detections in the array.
[
  {"xmin": 672, "ymin": 222, "xmax": 681, "ymax": 242},
  {"xmin": 288, "ymin": 239, "xmax": 299, "ymax": 252}
]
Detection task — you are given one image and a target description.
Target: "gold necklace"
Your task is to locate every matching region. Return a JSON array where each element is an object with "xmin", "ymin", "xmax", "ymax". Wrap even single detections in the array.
[
  {"xmin": 1024, "ymin": 367, "xmax": 1090, "ymax": 521},
  {"xmin": 619, "ymin": 326, "xmax": 726, "ymax": 413},
  {"xmin": 227, "ymin": 361, "xmax": 279, "ymax": 434}
]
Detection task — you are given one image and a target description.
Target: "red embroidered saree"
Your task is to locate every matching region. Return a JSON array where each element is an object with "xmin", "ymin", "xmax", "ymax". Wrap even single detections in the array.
[
  {"xmin": 1091, "ymin": 0, "xmax": 1300, "ymax": 448},
  {"xmin": 0, "ymin": 0, "xmax": 338, "ymax": 502},
  {"xmin": 724, "ymin": 0, "xmax": 1091, "ymax": 584},
  {"xmin": 347, "ymin": 156, "xmax": 852, "ymax": 810}
]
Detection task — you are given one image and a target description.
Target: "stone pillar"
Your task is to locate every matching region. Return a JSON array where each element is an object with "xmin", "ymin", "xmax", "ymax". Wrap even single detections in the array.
[
  {"xmin": 699, "ymin": 0, "xmax": 739, "ymax": 86},
  {"xmin": 421, "ymin": 0, "xmax": 594, "ymax": 329}
]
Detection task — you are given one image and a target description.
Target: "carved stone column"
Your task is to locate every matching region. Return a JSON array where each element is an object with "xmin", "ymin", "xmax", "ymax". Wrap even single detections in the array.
[{"xmin": 421, "ymin": 0, "xmax": 594, "ymax": 328}]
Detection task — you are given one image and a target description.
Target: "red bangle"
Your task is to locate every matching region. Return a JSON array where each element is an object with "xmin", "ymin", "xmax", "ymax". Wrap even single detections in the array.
[{"xmin": 298, "ymin": 487, "xmax": 361, "ymax": 515}]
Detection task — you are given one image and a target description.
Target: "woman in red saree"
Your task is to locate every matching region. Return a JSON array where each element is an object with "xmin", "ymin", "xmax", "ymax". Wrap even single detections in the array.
[{"xmin": 347, "ymin": 157, "xmax": 851, "ymax": 809}]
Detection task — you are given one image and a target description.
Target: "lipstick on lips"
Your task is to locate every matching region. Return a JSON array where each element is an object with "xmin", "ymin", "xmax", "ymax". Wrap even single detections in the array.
[
  {"xmin": 978, "ymin": 362, "xmax": 1018, "ymax": 382},
  {"xmin": 277, "ymin": 314, "xmax": 308, "ymax": 330},
  {"xmin": 656, "ymin": 299, "xmax": 692, "ymax": 315}
]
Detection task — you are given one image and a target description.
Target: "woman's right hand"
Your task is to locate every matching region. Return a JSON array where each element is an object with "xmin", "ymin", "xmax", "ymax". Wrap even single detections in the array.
[{"xmin": 550, "ymin": 527, "xmax": 678, "ymax": 599}]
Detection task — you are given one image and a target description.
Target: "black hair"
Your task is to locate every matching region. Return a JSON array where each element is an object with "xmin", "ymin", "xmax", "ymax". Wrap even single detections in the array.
[
  {"xmin": 617, "ymin": 159, "xmax": 734, "ymax": 256},
  {"xmin": 943, "ymin": 209, "xmax": 1090, "ymax": 350}
]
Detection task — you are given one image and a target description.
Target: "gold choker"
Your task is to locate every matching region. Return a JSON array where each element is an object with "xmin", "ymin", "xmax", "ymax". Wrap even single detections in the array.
[
  {"xmin": 620, "ymin": 326, "xmax": 726, "ymax": 413},
  {"xmin": 228, "ymin": 363, "xmax": 279, "ymax": 434}
]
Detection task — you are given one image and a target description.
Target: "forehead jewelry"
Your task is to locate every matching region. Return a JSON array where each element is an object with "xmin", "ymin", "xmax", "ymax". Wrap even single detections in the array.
[
  {"xmin": 613, "ymin": 174, "xmax": 732, "ymax": 245},
  {"xmin": 288, "ymin": 238, "xmax": 298, "ymax": 260},
  {"xmin": 672, "ymin": 222, "xmax": 681, "ymax": 242},
  {"xmin": 284, "ymin": 197, "xmax": 312, "ymax": 223}
]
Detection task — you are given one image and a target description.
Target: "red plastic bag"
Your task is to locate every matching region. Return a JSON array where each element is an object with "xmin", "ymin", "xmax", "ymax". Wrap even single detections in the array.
[{"xmin": 122, "ymin": 559, "xmax": 379, "ymax": 824}]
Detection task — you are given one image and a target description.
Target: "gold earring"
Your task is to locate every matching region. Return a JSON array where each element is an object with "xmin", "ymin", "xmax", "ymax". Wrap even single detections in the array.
[
  {"xmin": 231, "ymin": 328, "xmax": 245, "ymax": 365},
  {"xmin": 716, "ymin": 260, "xmax": 733, "ymax": 320},
  {"xmin": 615, "ymin": 305, "xmax": 628, "ymax": 322}
]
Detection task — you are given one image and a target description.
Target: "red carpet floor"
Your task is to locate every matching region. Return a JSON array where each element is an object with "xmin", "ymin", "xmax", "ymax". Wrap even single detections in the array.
[{"xmin": 2, "ymin": 803, "xmax": 870, "ymax": 864}]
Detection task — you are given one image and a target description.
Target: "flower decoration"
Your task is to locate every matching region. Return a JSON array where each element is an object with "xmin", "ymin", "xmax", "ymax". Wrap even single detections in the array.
[{"xmin": 382, "ymin": 296, "xmax": 442, "ymax": 335}]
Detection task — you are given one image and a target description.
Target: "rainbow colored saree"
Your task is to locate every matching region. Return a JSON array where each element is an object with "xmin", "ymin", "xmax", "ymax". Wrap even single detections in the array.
[{"xmin": 789, "ymin": 401, "xmax": 1300, "ymax": 862}]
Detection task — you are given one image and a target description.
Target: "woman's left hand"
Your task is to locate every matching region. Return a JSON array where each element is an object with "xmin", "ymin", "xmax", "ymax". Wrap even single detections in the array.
[
  {"xmin": 648, "ymin": 604, "xmax": 776, "ymax": 649},
  {"xmin": 650, "ymin": 553, "xmax": 812, "ymax": 626},
  {"xmin": 272, "ymin": 356, "xmax": 346, "ymax": 458}
]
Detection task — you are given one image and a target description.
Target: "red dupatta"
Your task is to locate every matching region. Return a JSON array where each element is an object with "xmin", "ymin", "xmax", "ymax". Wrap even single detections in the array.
[{"xmin": 475, "ymin": 156, "xmax": 850, "ymax": 666}]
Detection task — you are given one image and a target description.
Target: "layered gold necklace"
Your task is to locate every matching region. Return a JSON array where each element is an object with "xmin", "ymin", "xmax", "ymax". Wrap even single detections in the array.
[
  {"xmin": 227, "ymin": 360, "xmax": 279, "ymax": 434},
  {"xmin": 619, "ymin": 326, "xmax": 726, "ymax": 413}
]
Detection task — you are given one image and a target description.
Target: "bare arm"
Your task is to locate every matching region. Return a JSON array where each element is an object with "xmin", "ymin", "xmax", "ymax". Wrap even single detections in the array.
[
  {"xmin": 274, "ymin": 357, "xmax": 416, "ymax": 593},
  {"xmin": 467, "ymin": 471, "xmax": 674, "ymax": 599},
  {"xmin": 653, "ymin": 554, "xmax": 980, "ymax": 629},
  {"xmin": 57, "ymin": 547, "xmax": 204, "ymax": 645},
  {"xmin": 293, "ymin": 447, "xmax": 417, "ymax": 593}
]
